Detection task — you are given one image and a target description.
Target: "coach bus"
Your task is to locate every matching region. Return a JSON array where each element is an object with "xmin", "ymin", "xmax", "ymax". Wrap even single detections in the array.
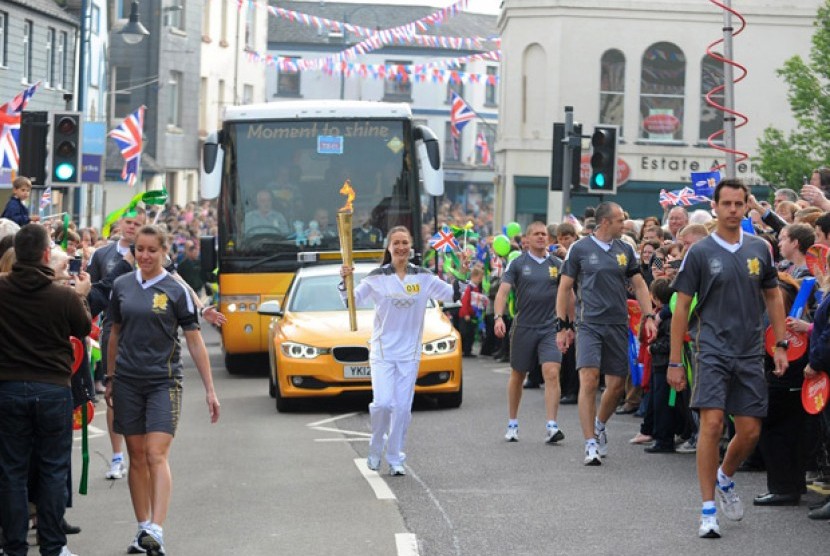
[{"xmin": 199, "ymin": 100, "xmax": 444, "ymax": 373}]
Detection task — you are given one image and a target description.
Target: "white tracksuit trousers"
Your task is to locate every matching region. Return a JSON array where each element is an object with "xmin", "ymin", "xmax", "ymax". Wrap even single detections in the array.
[{"xmin": 368, "ymin": 359, "xmax": 420, "ymax": 466}]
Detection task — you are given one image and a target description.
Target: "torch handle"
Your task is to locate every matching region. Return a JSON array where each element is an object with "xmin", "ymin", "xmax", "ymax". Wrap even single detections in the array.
[{"xmin": 345, "ymin": 274, "xmax": 357, "ymax": 331}]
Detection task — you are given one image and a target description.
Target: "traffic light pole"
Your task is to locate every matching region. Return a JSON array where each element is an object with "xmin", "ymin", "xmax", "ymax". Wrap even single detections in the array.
[
  {"xmin": 722, "ymin": 0, "xmax": 737, "ymax": 179},
  {"xmin": 561, "ymin": 106, "xmax": 574, "ymax": 223}
]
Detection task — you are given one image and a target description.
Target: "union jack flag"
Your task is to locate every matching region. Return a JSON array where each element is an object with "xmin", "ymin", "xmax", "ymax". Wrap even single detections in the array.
[
  {"xmin": 429, "ymin": 225, "xmax": 460, "ymax": 253},
  {"xmin": 449, "ymin": 91, "xmax": 475, "ymax": 139},
  {"xmin": 109, "ymin": 106, "xmax": 145, "ymax": 187},
  {"xmin": 40, "ymin": 186, "xmax": 51, "ymax": 210},
  {"xmin": 475, "ymin": 131, "xmax": 491, "ymax": 166},
  {"xmin": 659, "ymin": 187, "xmax": 711, "ymax": 208},
  {"xmin": 0, "ymin": 82, "xmax": 41, "ymax": 170}
]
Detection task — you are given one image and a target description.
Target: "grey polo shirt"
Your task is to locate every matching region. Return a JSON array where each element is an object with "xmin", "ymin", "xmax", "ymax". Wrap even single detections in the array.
[
  {"xmin": 561, "ymin": 235, "xmax": 640, "ymax": 325},
  {"xmin": 672, "ymin": 232, "xmax": 778, "ymax": 357},
  {"xmin": 502, "ymin": 251, "xmax": 563, "ymax": 329},
  {"xmin": 109, "ymin": 270, "xmax": 199, "ymax": 380}
]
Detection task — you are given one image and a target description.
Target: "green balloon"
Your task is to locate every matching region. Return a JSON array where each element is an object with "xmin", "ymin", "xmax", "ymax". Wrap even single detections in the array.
[
  {"xmin": 506, "ymin": 221, "xmax": 522, "ymax": 238},
  {"xmin": 507, "ymin": 250, "xmax": 521, "ymax": 262},
  {"xmin": 493, "ymin": 234, "xmax": 511, "ymax": 257}
]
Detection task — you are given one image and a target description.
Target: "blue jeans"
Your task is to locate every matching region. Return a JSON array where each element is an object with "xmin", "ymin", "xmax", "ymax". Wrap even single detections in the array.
[{"xmin": 0, "ymin": 381, "xmax": 73, "ymax": 556}]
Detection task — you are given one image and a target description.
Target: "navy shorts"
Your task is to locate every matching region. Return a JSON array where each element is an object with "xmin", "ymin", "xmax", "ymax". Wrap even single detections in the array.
[
  {"xmin": 112, "ymin": 375, "xmax": 183, "ymax": 436},
  {"xmin": 575, "ymin": 322, "xmax": 629, "ymax": 377},
  {"xmin": 509, "ymin": 326, "xmax": 562, "ymax": 373},
  {"xmin": 690, "ymin": 352, "xmax": 768, "ymax": 418}
]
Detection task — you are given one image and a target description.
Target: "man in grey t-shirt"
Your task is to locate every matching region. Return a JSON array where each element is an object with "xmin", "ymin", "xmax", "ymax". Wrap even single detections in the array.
[
  {"xmin": 555, "ymin": 202, "xmax": 656, "ymax": 466},
  {"xmin": 494, "ymin": 222, "xmax": 567, "ymax": 444},
  {"xmin": 669, "ymin": 179, "xmax": 788, "ymax": 539}
]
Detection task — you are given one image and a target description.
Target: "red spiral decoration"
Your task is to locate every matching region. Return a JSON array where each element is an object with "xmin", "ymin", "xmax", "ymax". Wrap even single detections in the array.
[{"xmin": 705, "ymin": 0, "xmax": 749, "ymax": 169}]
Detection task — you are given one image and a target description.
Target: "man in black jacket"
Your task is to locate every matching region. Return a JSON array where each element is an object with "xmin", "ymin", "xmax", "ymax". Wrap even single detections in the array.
[{"xmin": 0, "ymin": 224, "xmax": 92, "ymax": 556}]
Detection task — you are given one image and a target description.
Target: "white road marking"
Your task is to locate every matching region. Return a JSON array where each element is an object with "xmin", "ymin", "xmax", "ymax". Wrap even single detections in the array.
[
  {"xmin": 73, "ymin": 424, "xmax": 107, "ymax": 441},
  {"xmin": 395, "ymin": 533, "xmax": 420, "ymax": 556},
  {"xmin": 406, "ymin": 466, "xmax": 462, "ymax": 555},
  {"xmin": 313, "ymin": 437, "xmax": 370, "ymax": 442},
  {"xmin": 491, "ymin": 367, "xmax": 511, "ymax": 375},
  {"xmin": 311, "ymin": 425, "xmax": 371, "ymax": 437},
  {"xmin": 353, "ymin": 458, "xmax": 396, "ymax": 500},
  {"xmin": 306, "ymin": 412, "xmax": 361, "ymax": 427}
]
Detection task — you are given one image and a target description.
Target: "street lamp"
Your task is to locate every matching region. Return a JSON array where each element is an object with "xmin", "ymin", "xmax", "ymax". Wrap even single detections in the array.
[{"xmin": 119, "ymin": 0, "xmax": 149, "ymax": 45}]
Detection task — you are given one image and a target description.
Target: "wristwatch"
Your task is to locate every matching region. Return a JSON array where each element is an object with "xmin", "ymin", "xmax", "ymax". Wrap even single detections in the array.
[
  {"xmin": 645, "ymin": 313, "xmax": 656, "ymax": 320},
  {"xmin": 775, "ymin": 339, "xmax": 790, "ymax": 350},
  {"xmin": 494, "ymin": 314, "xmax": 503, "ymax": 320}
]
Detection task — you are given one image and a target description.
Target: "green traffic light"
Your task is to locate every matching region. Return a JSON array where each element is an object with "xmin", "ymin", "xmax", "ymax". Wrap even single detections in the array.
[
  {"xmin": 592, "ymin": 173, "xmax": 606, "ymax": 188},
  {"xmin": 54, "ymin": 162, "xmax": 76, "ymax": 181}
]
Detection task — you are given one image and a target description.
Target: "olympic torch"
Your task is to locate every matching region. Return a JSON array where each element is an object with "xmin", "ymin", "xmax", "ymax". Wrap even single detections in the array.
[{"xmin": 337, "ymin": 180, "xmax": 358, "ymax": 331}]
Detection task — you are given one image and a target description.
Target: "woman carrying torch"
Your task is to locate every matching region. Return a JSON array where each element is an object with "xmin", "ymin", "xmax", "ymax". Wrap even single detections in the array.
[{"xmin": 339, "ymin": 226, "xmax": 466, "ymax": 475}]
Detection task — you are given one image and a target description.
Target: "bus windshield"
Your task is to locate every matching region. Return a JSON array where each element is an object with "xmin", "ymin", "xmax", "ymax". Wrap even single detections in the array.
[{"xmin": 219, "ymin": 118, "xmax": 422, "ymax": 270}]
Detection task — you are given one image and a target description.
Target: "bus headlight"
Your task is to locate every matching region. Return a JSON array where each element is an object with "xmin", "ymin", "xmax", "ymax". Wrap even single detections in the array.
[
  {"xmin": 281, "ymin": 342, "xmax": 322, "ymax": 359},
  {"xmin": 422, "ymin": 336, "xmax": 457, "ymax": 355},
  {"xmin": 222, "ymin": 296, "xmax": 260, "ymax": 313}
]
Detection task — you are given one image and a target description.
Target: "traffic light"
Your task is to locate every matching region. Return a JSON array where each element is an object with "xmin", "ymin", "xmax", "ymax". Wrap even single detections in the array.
[
  {"xmin": 19, "ymin": 111, "xmax": 49, "ymax": 186},
  {"xmin": 49, "ymin": 112, "xmax": 81, "ymax": 185},
  {"xmin": 550, "ymin": 122, "xmax": 582, "ymax": 191},
  {"xmin": 588, "ymin": 125, "xmax": 618, "ymax": 193}
]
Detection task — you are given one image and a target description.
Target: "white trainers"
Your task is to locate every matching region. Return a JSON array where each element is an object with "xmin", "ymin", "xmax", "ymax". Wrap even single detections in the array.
[
  {"xmin": 366, "ymin": 455, "xmax": 380, "ymax": 471},
  {"xmin": 698, "ymin": 510, "xmax": 721, "ymax": 538},
  {"xmin": 676, "ymin": 439, "xmax": 697, "ymax": 454},
  {"xmin": 106, "ymin": 459, "xmax": 126, "ymax": 480},
  {"xmin": 128, "ymin": 526, "xmax": 147, "ymax": 554},
  {"xmin": 505, "ymin": 424, "xmax": 519, "ymax": 442},
  {"xmin": 716, "ymin": 481, "xmax": 744, "ymax": 521},
  {"xmin": 137, "ymin": 526, "xmax": 165, "ymax": 556},
  {"xmin": 545, "ymin": 425, "xmax": 564, "ymax": 444},
  {"xmin": 594, "ymin": 427, "xmax": 608, "ymax": 457},
  {"xmin": 58, "ymin": 547, "xmax": 78, "ymax": 556},
  {"xmin": 584, "ymin": 443, "xmax": 602, "ymax": 466},
  {"xmin": 389, "ymin": 464, "xmax": 406, "ymax": 476}
]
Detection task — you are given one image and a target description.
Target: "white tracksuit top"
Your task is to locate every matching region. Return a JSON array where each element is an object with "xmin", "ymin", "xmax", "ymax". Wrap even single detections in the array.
[{"xmin": 344, "ymin": 264, "xmax": 454, "ymax": 361}]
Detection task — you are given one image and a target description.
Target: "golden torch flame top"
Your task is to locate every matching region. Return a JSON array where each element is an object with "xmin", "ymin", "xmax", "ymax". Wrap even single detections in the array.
[{"xmin": 339, "ymin": 179, "xmax": 356, "ymax": 213}]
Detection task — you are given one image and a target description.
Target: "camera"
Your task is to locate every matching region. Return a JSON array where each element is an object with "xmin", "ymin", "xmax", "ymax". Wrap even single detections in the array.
[{"xmin": 68, "ymin": 257, "xmax": 82, "ymax": 275}]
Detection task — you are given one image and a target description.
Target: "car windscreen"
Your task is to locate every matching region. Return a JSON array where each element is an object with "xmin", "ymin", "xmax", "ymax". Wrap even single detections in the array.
[{"xmin": 289, "ymin": 274, "xmax": 373, "ymax": 312}]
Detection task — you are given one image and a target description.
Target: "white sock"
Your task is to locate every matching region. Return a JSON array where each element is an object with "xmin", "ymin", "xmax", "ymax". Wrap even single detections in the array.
[
  {"xmin": 717, "ymin": 467, "xmax": 732, "ymax": 488},
  {"xmin": 594, "ymin": 417, "xmax": 606, "ymax": 431},
  {"xmin": 547, "ymin": 420, "xmax": 558, "ymax": 429},
  {"xmin": 585, "ymin": 438, "xmax": 597, "ymax": 447},
  {"xmin": 702, "ymin": 500, "xmax": 716, "ymax": 513},
  {"xmin": 508, "ymin": 419, "xmax": 518, "ymax": 427},
  {"xmin": 112, "ymin": 452, "xmax": 124, "ymax": 462}
]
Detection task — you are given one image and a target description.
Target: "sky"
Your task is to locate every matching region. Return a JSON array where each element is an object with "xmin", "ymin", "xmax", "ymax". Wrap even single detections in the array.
[{"xmin": 315, "ymin": 0, "xmax": 502, "ymax": 16}]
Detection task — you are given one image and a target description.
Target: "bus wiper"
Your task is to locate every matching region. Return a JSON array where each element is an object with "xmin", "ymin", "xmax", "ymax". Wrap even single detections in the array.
[{"xmin": 247, "ymin": 252, "xmax": 297, "ymax": 271}]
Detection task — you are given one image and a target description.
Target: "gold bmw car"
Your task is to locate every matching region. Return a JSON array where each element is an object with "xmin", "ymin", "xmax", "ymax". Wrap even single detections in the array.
[{"xmin": 258, "ymin": 263, "xmax": 463, "ymax": 412}]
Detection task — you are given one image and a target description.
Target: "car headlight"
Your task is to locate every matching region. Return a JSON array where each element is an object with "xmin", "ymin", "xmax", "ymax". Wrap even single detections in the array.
[
  {"xmin": 422, "ymin": 336, "xmax": 457, "ymax": 355},
  {"xmin": 281, "ymin": 341, "xmax": 323, "ymax": 359}
]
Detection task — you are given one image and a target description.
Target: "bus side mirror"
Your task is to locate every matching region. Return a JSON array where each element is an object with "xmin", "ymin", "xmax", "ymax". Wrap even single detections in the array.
[
  {"xmin": 200, "ymin": 235, "xmax": 217, "ymax": 279},
  {"xmin": 414, "ymin": 125, "xmax": 444, "ymax": 197},
  {"xmin": 201, "ymin": 131, "xmax": 224, "ymax": 200}
]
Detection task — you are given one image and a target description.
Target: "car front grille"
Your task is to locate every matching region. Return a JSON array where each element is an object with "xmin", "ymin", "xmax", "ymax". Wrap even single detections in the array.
[{"xmin": 332, "ymin": 346, "xmax": 370, "ymax": 363}]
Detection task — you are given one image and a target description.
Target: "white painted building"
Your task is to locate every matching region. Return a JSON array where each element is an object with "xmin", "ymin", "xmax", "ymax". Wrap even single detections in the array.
[
  {"xmin": 200, "ymin": 0, "xmax": 269, "ymax": 138},
  {"xmin": 266, "ymin": 1, "xmax": 499, "ymax": 215},
  {"xmin": 496, "ymin": 0, "xmax": 822, "ymax": 225}
]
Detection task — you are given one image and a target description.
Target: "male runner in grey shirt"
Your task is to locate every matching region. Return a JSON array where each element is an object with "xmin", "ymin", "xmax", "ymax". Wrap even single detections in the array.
[
  {"xmin": 555, "ymin": 202, "xmax": 656, "ymax": 466},
  {"xmin": 494, "ymin": 221, "xmax": 567, "ymax": 444},
  {"xmin": 669, "ymin": 178, "xmax": 788, "ymax": 539}
]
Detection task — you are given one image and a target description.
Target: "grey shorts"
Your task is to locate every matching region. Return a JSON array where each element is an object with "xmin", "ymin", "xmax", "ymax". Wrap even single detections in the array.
[
  {"xmin": 690, "ymin": 352, "xmax": 768, "ymax": 418},
  {"xmin": 575, "ymin": 322, "xmax": 629, "ymax": 377},
  {"xmin": 112, "ymin": 375, "xmax": 183, "ymax": 436},
  {"xmin": 509, "ymin": 326, "xmax": 561, "ymax": 373}
]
